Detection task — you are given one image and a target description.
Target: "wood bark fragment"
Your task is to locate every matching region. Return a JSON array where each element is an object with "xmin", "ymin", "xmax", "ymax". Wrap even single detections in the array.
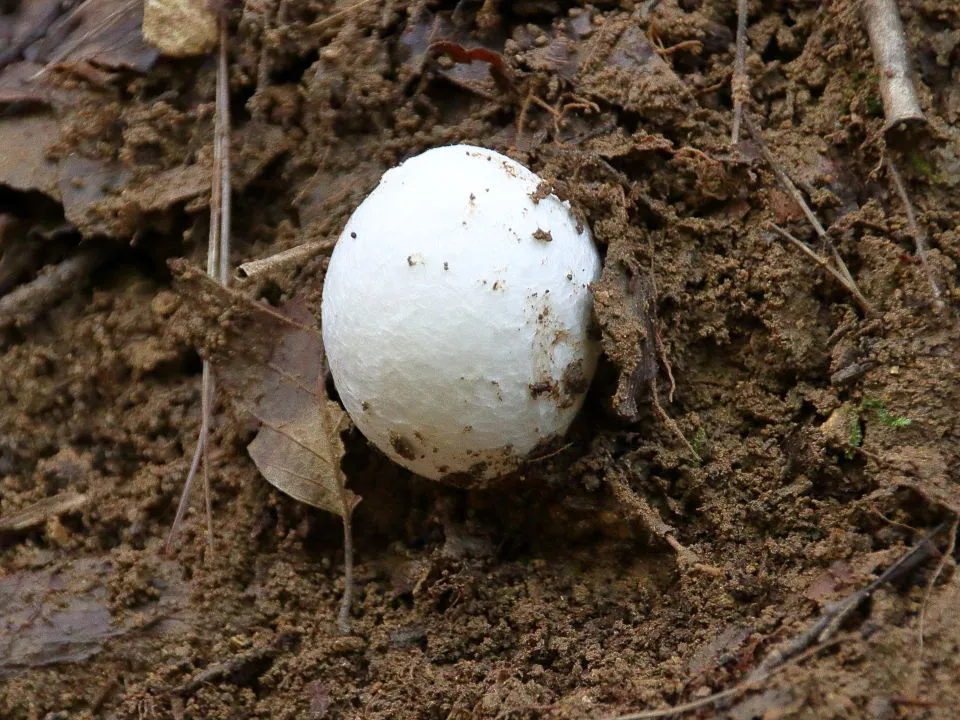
[{"xmin": 860, "ymin": 0, "xmax": 925, "ymax": 131}]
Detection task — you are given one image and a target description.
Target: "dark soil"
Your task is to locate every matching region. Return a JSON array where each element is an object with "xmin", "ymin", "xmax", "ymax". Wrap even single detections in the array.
[{"xmin": 1, "ymin": 1, "xmax": 959, "ymax": 719}]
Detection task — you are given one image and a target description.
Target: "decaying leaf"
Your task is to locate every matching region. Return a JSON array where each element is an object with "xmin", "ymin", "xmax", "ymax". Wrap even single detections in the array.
[
  {"xmin": 592, "ymin": 246, "xmax": 660, "ymax": 422},
  {"xmin": 25, "ymin": 0, "xmax": 159, "ymax": 73},
  {"xmin": 169, "ymin": 259, "xmax": 357, "ymax": 517},
  {"xmin": 247, "ymin": 402, "xmax": 348, "ymax": 515}
]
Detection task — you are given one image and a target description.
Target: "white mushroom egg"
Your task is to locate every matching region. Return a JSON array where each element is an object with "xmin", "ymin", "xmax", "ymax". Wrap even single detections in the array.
[{"xmin": 321, "ymin": 144, "xmax": 601, "ymax": 485}]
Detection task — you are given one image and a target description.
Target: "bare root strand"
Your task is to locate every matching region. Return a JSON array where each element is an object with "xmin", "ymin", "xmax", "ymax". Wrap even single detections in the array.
[
  {"xmin": 860, "ymin": 0, "xmax": 925, "ymax": 130},
  {"xmin": 649, "ymin": 380, "xmax": 699, "ymax": 464},
  {"xmin": 730, "ymin": 0, "xmax": 749, "ymax": 144},
  {"xmin": 885, "ymin": 157, "xmax": 944, "ymax": 310},
  {"xmin": 743, "ymin": 115, "xmax": 873, "ymax": 314}
]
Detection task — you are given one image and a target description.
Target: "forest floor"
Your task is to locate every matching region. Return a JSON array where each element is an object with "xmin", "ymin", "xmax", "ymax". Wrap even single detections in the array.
[{"xmin": 1, "ymin": 0, "xmax": 959, "ymax": 718}]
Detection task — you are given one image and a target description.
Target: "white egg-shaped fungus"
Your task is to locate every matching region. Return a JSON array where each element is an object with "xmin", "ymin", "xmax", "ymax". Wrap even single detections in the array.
[{"xmin": 321, "ymin": 144, "xmax": 602, "ymax": 485}]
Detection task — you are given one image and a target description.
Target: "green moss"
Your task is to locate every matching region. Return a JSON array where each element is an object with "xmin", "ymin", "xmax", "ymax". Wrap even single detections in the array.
[
  {"xmin": 909, "ymin": 152, "xmax": 937, "ymax": 182},
  {"xmin": 692, "ymin": 426, "xmax": 708, "ymax": 461},
  {"xmin": 862, "ymin": 398, "xmax": 912, "ymax": 428},
  {"xmin": 847, "ymin": 413, "xmax": 863, "ymax": 447}
]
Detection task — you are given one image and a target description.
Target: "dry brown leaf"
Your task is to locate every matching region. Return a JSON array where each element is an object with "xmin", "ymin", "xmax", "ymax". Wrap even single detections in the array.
[
  {"xmin": 170, "ymin": 260, "xmax": 356, "ymax": 517},
  {"xmin": 247, "ymin": 400, "xmax": 351, "ymax": 516}
]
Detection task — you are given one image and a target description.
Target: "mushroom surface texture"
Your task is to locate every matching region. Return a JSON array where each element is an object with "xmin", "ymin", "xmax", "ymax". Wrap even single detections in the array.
[{"xmin": 321, "ymin": 144, "xmax": 601, "ymax": 485}]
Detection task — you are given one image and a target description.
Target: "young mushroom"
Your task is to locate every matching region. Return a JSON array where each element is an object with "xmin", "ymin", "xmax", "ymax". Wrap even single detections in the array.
[{"xmin": 321, "ymin": 145, "xmax": 601, "ymax": 486}]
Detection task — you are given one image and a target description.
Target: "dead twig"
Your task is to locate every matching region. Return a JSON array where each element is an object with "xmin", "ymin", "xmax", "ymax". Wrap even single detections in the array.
[
  {"xmin": 730, "ymin": 0, "xmax": 749, "ymax": 144},
  {"xmin": 918, "ymin": 514, "xmax": 957, "ymax": 648},
  {"xmin": 167, "ymin": 17, "xmax": 231, "ymax": 557},
  {"xmin": 743, "ymin": 115, "xmax": 873, "ymax": 315},
  {"xmin": 607, "ymin": 522, "xmax": 950, "ymax": 719},
  {"xmin": 0, "ymin": 248, "xmax": 105, "ymax": 328},
  {"xmin": 606, "ymin": 472, "xmax": 700, "ymax": 567},
  {"xmin": 237, "ymin": 240, "xmax": 334, "ymax": 279},
  {"xmin": 885, "ymin": 157, "xmax": 944, "ymax": 311},
  {"xmin": 860, "ymin": 0, "xmax": 925, "ymax": 130},
  {"xmin": 308, "ymin": 0, "xmax": 377, "ymax": 32},
  {"xmin": 748, "ymin": 520, "xmax": 948, "ymax": 682},
  {"xmin": 0, "ymin": 492, "xmax": 89, "ymax": 532},
  {"xmin": 609, "ymin": 639, "xmax": 842, "ymax": 720},
  {"xmin": 768, "ymin": 223, "xmax": 866, "ymax": 304}
]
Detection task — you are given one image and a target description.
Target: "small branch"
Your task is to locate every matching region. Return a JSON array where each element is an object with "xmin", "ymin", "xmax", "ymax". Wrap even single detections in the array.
[
  {"xmin": 860, "ymin": 0, "xmax": 925, "ymax": 130},
  {"xmin": 730, "ymin": 0, "xmax": 749, "ymax": 144},
  {"xmin": 0, "ymin": 492, "xmax": 89, "ymax": 532},
  {"xmin": 743, "ymin": 115, "xmax": 874, "ymax": 315},
  {"xmin": 165, "ymin": 366, "xmax": 213, "ymax": 554},
  {"xmin": 607, "ymin": 472, "xmax": 699, "ymax": 567},
  {"xmin": 237, "ymin": 240, "xmax": 334, "ymax": 279},
  {"xmin": 607, "ymin": 522, "xmax": 950, "ymax": 719},
  {"xmin": 769, "ymin": 223, "xmax": 867, "ymax": 304},
  {"xmin": 0, "ymin": 248, "xmax": 104, "ymax": 328},
  {"xmin": 918, "ymin": 514, "xmax": 957, "ymax": 648},
  {"xmin": 885, "ymin": 157, "xmax": 944, "ymax": 310},
  {"xmin": 308, "ymin": 0, "xmax": 377, "ymax": 32}
]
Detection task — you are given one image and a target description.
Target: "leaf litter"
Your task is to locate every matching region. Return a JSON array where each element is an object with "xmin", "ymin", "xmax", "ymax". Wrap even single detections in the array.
[{"xmin": 170, "ymin": 260, "xmax": 359, "ymax": 627}]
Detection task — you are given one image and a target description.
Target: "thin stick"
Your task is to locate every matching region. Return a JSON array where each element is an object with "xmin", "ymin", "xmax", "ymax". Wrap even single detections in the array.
[
  {"xmin": 860, "ymin": 0, "xmax": 925, "ymax": 130},
  {"xmin": 885, "ymin": 157, "xmax": 944, "ymax": 310},
  {"xmin": 607, "ymin": 522, "xmax": 949, "ymax": 719},
  {"xmin": 167, "ymin": 18, "xmax": 231, "ymax": 557},
  {"xmin": 308, "ymin": 0, "xmax": 377, "ymax": 31},
  {"xmin": 165, "ymin": 366, "xmax": 211, "ymax": 554},
  {"xmin": 336, "ymin": 502, "xmax": 355, "ymax": 633},
  {"xmin": 607, "ymin": 472, "xmax": 699, "ymax": 567},
  {"xmin": 918, "ymin": 515, "xmax": 958, "ymax": 649},
  {"xmin": 769, "ymin": 223, "xmax": 865, "ymax": 300},
  {"xmin": 0, "ymin": 248, "xmax": 104, "ymax": 327},
  {"xmin": 216, "ymin": 14, "xmax": 232, "ymax": 290},
  {"xmin": 743, "ymin": 115, "xmax": 873, "ymax": 314},
  {"xmin": 237, "ymin": 240, "xmax": 334, "ymax": 279},
  {"xmin": 730, "ymin": 0, "xmax": 749, "ymax": 144}
]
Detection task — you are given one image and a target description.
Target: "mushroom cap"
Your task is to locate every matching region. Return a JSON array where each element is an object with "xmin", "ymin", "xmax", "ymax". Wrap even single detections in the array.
[{"xmin": 321, "ymin": 144, "xmax": 601, "ymax": 484}]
